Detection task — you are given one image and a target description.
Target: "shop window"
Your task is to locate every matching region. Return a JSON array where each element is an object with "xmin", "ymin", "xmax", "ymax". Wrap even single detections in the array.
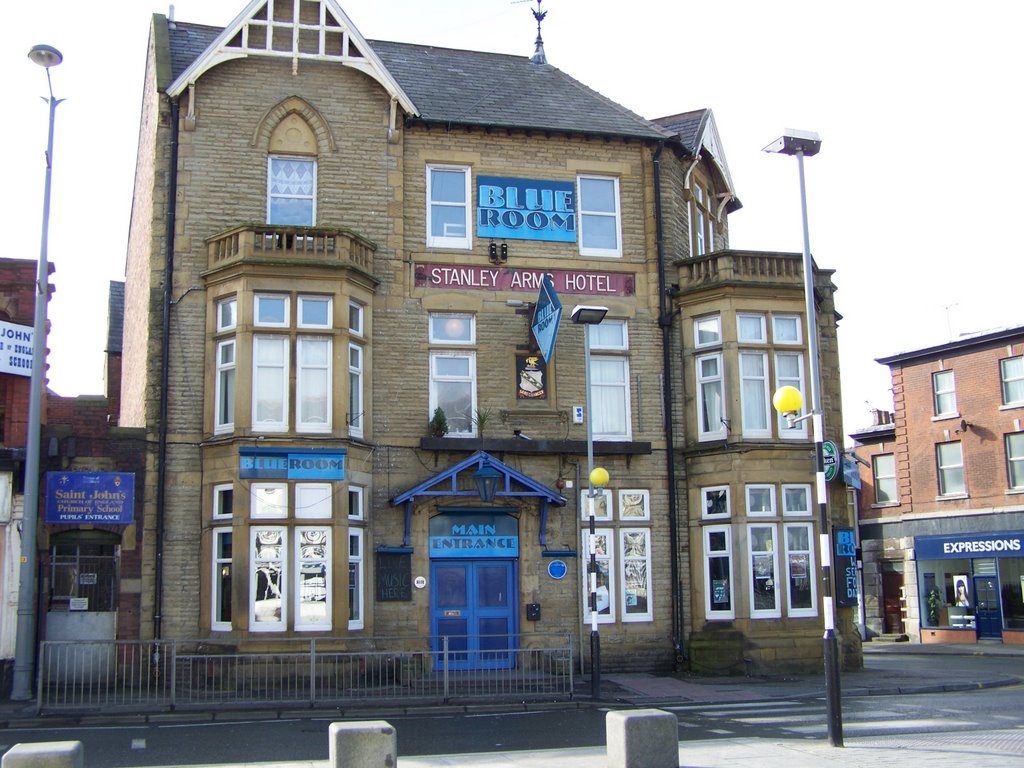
[
  {"xmin": 1007, "ymin": 432, "xmax": 1024, "ymax": 490},
  {"xmin": 932, "ymin": 370, "xmax": 957, "ymax": 417},
  {"xmin": 427, "ymin": 165, "xmax": 471, "ymax": 249},
  {"xmin": 748, "ymin": 525, "xmax": 780, "ymax": 618},
  {"xmin": 619, "ymin": 529, "xmax": 653, "ymax": 622},
  {"xmin": 577, "ymin": 175, "xmax": 622, "ymax": 257},
  {"xmin": 1001, "ymin": 356, "xmax": 1024, "ymax": 406},
  {"xmin": 581, "ymin": 528, "xmax": 615, "ymax": 623},
  {"xmin": 295, "ymin": 528, "xmax": 331, "ymax": 631},
  {"xmin": 873, "ymin": 453, "xmax": 898, "ymax": 504},
  {"xmin": 696, "ymin": 353, "xmax": 726, "ymax": 441},
  {"xmin": 251, "ymin": 527, "xmax": 287, "ymax": 631},
  {"xmin": 349, "ymin": 529, "xmax": 364, "ymax": 630},
  {"xmin": 784, "ymin": 523, "xmax": 817, "ymax": 617},
  {"xmin": 704, "ymin": 525, "xmax": 734, "ymax": 619},
  {"xmin": 212, "ymin": 528, "xmax": 233, "ymax": 631},
  {"xmin": 936, "ymin": 441, "xmax": 966, "ymax": 496}
]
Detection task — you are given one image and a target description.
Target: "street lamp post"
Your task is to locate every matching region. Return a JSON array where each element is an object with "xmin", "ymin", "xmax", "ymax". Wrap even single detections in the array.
[
  {"xmin": 765, "ymin": 129, "xmax": 844, "ymax": 747},
  {"xmin": 12, "ymin": 44, "xmax": 64, "ymax": 702},
  {"xmin": 570, "ymin": 304, "xmax": 608, "ymax": 699}
]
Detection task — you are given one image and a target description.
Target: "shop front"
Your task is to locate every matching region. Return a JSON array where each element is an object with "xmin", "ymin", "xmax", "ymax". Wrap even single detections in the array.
[{"xmin": 914, "ymin": 531, "xmax": 1024, "ymax": 644}]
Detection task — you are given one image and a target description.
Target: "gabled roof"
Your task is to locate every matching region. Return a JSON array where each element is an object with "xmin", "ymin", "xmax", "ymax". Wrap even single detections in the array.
[
  {"xmin": 369, "ymin": 41, "xmax": 670, "ymax": 141},
  {"xmin": 165, "ymin": 0, "xmax": 416, "ymax": 114},
  {"xmin": 161, "ymin": 2, "xmax": 671, "ymax": 142},
  {"xmin": 392, "ymin": 450, "xmax": 566, "ymax": 506},
  {"xmin": 654, "ymin": 109, "xmax": 740, "ymax": 210}
]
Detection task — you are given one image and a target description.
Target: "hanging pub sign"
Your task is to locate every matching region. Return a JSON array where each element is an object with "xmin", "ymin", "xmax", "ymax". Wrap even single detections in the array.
[
  {"xmin": 834, "ymin": 527, "xmax": 859, "ymax": 608},
  {"xmin": 45, "ymin": 472, "xmax": 135, "ymax": 525},
  {"xmin": 476, "ymin": 176, "xmax": 576, "ymax": 242},
  {"xmin": 516, "ymin": 354, "xmax": 548, "ymax": 399}
]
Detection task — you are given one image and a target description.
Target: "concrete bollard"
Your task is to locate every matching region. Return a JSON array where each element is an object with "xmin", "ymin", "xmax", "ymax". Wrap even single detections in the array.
[
  {"xmin": 328, "ymin": 721, "xmax": 397, "ymax": 768},
  {"xmin": 2, "ymin": 742, "xmax": 84, "ymax": 768},
  {"xmin": 606, "ymin": 709, "xmax": 679, "ymax": 768}
]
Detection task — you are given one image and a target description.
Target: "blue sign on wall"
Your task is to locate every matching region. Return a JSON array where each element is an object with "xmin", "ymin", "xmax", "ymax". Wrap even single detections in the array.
[
  {"xmin": 45, "ymin": 472, "xmax": 135, "ymax": 525},
  {"xmin": 239, "ymin": 447, "xmax": 346, "ymax": 480},
  {"xmin": 834, "ymin": 527, "xmax": 859, "ymax": 608},
  {"xmin": 915, "ymin": 531, "xmax": 1024, "ymax": 560},
  {"xmin": 476, "ymin": 176, "xmax": 576, "ymax": 242},
  {"xmin": 429, "ymin": 513, "xmax": 519, "ymax": 558}
]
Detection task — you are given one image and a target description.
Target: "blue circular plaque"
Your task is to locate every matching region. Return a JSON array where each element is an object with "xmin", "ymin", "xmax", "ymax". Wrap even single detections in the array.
[{"xmin": 547, "ymin": 559, "xmax": 567, "ymax": 580}]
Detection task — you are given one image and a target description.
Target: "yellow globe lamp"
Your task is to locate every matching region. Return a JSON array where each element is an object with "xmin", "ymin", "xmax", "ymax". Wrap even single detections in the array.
[
  {"xmin": 589, "ymin": 466, "xmax": 609, "ymax": 488},
  {"xmin": 772, "ymin": 385, "xmax": 804, "ymax": 416}
]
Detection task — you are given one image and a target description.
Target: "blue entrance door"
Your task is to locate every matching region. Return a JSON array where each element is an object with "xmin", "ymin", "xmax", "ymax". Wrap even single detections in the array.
[
  {"xmin": 431, "ymin": 560, "xmax": 517, "ymax": 670},
  {"xmin": 973, "ymin": 575, "xmax": 1003, "ymax": 639}
]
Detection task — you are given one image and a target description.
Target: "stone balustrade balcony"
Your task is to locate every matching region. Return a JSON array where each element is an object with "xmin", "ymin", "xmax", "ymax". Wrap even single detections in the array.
[
  {"xmin": 675, "ymin": 249, "xmax": 809, "ymax": 294},
  {"xmin": 206, "ymin": 224, "xmax": 376, "ymax": 273}
]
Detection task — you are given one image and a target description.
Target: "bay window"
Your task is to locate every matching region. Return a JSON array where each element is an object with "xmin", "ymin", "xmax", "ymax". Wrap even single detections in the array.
[
  {"xmin": 348, "ymin": 529, "xmax": 364, "ymax": 630},
  {"xmin": 251, "ymin": 527, "xmax": 287, "ymax": 631},
  {"xmin": 297, "ymin": 337, "xmax": 331, "ymax": 432},
  {"xmin": 740, "ymin": 351, "xmax": 770, "ymax": 437},
  {"xmin": 211, "ymin": 528, "xmax": 233, "ymax": 631},
  {"xmin": 697, "ymin": 353, "xmax": 726, "ymax": 441},
  {"xmin": 774, "ymin": 351, "xmax": 807, "ymax": 438},
  {"xmin": 215, "ymin": 339, "xmax": 236, "ymax": 434},
  {"xmin": 348, "ymin": 343, "xmax": 364, "ymax": 437},
  {"xmin": 295, "ymin": 528, "xmax": 331, "ymax": 631},
  {"xmin": 253, "ymin": 336, "xmax": 289, "ymax": 431}
]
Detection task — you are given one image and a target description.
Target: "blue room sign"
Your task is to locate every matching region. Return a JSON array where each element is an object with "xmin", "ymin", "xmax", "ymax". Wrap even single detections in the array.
[
  {"xmin": 239, "ymin": 447, "xmax": 346, "ymax": 480},
  {"xmin": 45, "ymin": 472, "xmax": 135, "ymax": 525},
  {"xmin": 476, "ymin": 176, "xmax": 576, "ymax": 242}
]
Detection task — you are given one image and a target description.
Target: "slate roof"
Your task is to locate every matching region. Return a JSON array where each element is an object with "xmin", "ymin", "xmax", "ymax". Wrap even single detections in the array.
[
  {"xmin": 168, "ymin": 22, "xmax": 220, "ymax": 84},
  {"xmin": 653, "ymin": 110, "xmax": 709, "ymax": 155},
  {"xmin": 106, "ymin": 281, "xmax": 125, "ymax": 354},
  {"xmin": 369, "ymin": 41, "xmax": 670, "ymax": 141},
  {"xmin": 163, "ymin": 21, "xmax": 669, "ymax": 141}
]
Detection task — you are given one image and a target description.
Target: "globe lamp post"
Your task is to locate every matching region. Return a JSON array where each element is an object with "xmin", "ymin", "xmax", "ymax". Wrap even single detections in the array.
[{"xmin": 766, "ymin": 129, "xmax": 843, "ymax": 747}]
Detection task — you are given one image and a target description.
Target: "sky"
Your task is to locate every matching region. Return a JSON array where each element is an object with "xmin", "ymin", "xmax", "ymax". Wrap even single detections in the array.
[{"xmin": 5, "ymin": 0, "xmax": 1022, "ymax": 440}]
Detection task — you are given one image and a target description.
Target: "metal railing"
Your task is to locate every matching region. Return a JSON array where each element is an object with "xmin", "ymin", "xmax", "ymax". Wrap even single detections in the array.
[{"xmin": 37, "ymin": 634, "xmax": 573, "ymax": 714}]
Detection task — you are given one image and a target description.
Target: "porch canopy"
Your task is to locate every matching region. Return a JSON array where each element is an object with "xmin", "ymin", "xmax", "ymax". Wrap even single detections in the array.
[{"xmin": 390, "ymin": 451, "xmax": 566, "ymax": 547}]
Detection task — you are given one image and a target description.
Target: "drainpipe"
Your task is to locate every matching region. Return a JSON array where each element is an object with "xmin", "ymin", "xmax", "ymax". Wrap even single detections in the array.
[
  {"xmin": 154, "ymin": 95, "xmax": 180, "ymax": 640},
  {"xmin": 653, "ymin": 141, "xmax": 685, "ymax": 666}
]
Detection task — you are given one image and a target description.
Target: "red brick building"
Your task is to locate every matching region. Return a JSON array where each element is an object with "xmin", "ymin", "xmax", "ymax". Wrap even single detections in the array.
[{"xmin": 851, "ymin": 325, "xmax": 1024, "ymax": 644}]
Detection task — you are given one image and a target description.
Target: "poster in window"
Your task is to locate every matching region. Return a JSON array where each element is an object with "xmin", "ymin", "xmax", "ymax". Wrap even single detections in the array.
[{"xmin": 516, "ymin": 354, "xmax": 547, "ymax": 400}]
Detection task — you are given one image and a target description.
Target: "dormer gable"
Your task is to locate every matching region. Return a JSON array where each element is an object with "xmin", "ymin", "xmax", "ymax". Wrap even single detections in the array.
[{"xmin": 166, "ymin": 0, "xmax": 416, "ymax": 116}]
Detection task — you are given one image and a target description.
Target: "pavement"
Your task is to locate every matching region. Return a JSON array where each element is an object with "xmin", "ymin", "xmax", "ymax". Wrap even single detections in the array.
[{"xmin": 2, "ymin": 641, "xmax": 1023, "ymax": 767}]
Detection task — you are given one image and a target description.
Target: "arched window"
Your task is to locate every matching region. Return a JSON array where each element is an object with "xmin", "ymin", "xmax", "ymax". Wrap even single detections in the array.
[{"xmin": 267, "ymin": 113, "xmax": 318, "ymax": 226}]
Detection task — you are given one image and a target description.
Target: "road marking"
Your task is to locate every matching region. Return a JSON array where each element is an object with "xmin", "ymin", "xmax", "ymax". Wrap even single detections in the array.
[{"xmin": 131, "ymin": 739, "xmax": 146, "ymax": 750}]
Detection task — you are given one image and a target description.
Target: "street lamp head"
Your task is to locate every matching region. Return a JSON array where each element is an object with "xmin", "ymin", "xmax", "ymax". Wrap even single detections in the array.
[
  {"xmin": 570, "ymin": 305, "xmax": 609, "ymax": 325},
  {"xmin": 28, "ymin": 44, "xmax": 63, "ymax": 69},
  {"xmin": 763, "ymin": 129, "xmax": 821, "ymax": 157},
  {"xmin": 772, "ymin": 385, "xmax": 804, "ymax": 417},
  {"xmin": 589, "ymin": 466, "xmax": 609, "ymax": 488}
]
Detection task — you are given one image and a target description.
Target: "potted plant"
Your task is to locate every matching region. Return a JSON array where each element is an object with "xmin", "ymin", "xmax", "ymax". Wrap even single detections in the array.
[
  {"xmin": 926, "ymin": 588, "xmax": 942, "ymax": 626},
  {"xmin": 428, "ymin": 407, "xmax": 449, "ymax": 438}
]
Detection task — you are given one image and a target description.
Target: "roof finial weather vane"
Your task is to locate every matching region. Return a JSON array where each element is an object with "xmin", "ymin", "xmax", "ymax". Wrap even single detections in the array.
[{"xmin": 531, "ymin": 0, "xmax": 548, "ymax": 64}]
